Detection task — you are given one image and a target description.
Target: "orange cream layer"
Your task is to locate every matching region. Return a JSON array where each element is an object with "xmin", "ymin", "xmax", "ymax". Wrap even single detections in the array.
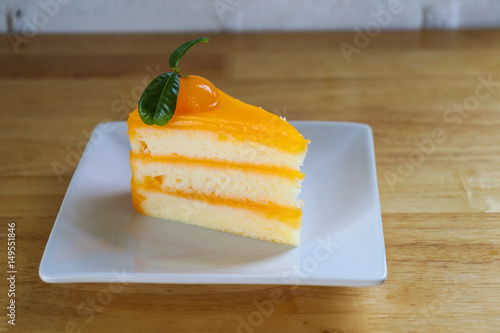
[
  {"xmin": 128, "ymin": 91, "xmax": 309, "ymax": 154},
  {"xmin": 132, "ymin": 180, "xmax": 302, "ymax": 229},
  {"xmin": 130, "ymin": 152, "xmax": 305, "ymax": 181}
]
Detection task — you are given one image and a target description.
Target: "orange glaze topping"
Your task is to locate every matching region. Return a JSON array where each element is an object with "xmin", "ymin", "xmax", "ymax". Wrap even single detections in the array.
[
  {"xmin": 131, "ymin": 179, "xmax": 302, "ymax": 228},
  {"xmin": 127, "ymin": 75, "xmax": 309, "ymax": 153}
]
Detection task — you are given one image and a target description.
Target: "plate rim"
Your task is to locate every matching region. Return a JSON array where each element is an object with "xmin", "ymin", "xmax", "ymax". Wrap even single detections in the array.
[{"xmin": 39, "ymin": 120, "xmax": 387, "ymax": 286}]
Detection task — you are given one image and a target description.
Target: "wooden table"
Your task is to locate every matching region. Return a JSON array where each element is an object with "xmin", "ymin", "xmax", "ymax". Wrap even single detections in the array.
[{"xmin": 1, "ymin": 30, "xmax": 499, "ymax": 332}]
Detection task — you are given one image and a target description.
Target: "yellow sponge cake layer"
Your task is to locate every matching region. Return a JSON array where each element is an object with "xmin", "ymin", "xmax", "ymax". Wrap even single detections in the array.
[
  {"xmin": 132, "ymin": 187, "xmax": 301, "ymax": 245},
  {"xmin": 132, "ymin": 182, "xmax": 302, "ymax": 226}
]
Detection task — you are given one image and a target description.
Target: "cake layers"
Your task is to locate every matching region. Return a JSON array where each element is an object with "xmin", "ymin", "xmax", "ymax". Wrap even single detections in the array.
[
  {"xmin": 131, "ymin": 187, "xmax": 301, "ymax": 245},
  {"xmin": 128, "ymin": 87, "xmax": 308, "ymax": 245},
  {"xmin": 129, "ymin": 127, "xmax": 306, "ymax": 169},
  {"xmin": 127, "ymin": 90, "xmax": 308, "ymax": 169},
  {"xmin": 129, "ymin": 146, "xmax": 305, "ymax": 245},
  {"xmin": 130, "ymin": 153, "xmax": 304, "ymax": 208}
]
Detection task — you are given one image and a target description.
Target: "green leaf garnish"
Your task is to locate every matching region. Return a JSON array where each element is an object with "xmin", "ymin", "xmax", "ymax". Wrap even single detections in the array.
[
  {"xmin": 138, "ymin": 36, "xmax": 209, "ymax": 126},
  {"xmin": 169, "ymin": 36, "xmax": 209, "ymax": 73},
  {"xmin": 138, "ymin": 72, "xmax": 180, "ymax": 126}
]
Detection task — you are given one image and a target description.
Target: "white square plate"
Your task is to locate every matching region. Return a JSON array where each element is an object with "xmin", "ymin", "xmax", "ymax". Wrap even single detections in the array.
[{"xmin": 39, "ymin": 121, "xmax": 386, "ymax": 286}]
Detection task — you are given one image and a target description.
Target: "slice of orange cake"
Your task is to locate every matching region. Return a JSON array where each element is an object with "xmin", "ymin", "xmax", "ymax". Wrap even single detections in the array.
[{"xmin": 127, "ymin": 37, "xmax": 309, "ymax": 245}]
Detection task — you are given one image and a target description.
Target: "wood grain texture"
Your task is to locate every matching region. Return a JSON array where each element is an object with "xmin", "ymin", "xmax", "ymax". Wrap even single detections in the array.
[{"xmin": 1, "ymin": 31, "xmax": 500, "ymax": 332}]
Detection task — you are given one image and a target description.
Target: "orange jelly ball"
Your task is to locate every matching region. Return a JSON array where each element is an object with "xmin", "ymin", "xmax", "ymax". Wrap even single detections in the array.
[{"xmin": 175, "ymin": 75, "xmax": 221, "ymax": 115}]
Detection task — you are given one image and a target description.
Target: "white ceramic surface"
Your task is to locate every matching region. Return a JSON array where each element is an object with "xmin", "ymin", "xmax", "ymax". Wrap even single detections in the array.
[{"xmin": 39, "ymin": 121, "xmax": 386, "ymax": 286}]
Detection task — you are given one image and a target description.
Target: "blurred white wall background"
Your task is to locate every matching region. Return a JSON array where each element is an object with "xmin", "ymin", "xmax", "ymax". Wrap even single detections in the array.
[{"xmin": 1, "ymin": 0, "xmax": 500, "ymax": 34}]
